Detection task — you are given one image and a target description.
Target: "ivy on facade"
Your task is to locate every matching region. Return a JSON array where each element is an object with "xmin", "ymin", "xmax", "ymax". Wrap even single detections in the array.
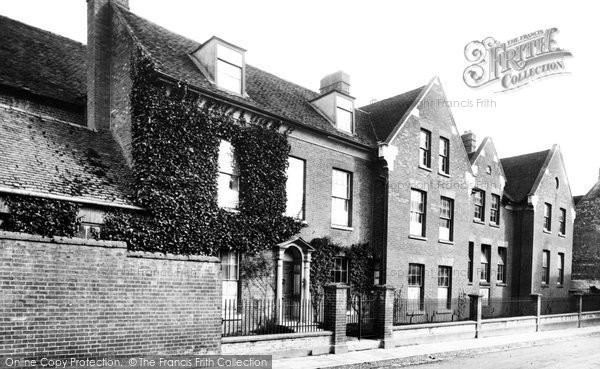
[
  {"xmin": 1, "ymin": 195, "xmax": 81, "ymax": 238},
  {"xmin": 99, "ymin": 47, "xmax": 304, "ymax": 256}
]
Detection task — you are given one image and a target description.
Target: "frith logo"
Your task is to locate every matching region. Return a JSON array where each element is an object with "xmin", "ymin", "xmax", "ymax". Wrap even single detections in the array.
[{"xmin": 463, "ymin": 28, "xmax": 572, "ymax": 92}]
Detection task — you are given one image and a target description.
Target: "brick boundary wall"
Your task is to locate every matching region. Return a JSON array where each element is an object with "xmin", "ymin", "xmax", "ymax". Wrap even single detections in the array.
[{"xmin": 0, "ymin": 231, "xmax": 221, "ymax": 358}]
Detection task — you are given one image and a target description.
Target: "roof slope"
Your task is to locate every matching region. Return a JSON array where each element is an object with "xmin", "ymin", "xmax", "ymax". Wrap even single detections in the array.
[
  {"xmin": 114, "ymin": 5, "xmax": 376, "ymax": 146},
  {"xmin": 500, "ymin": 149, "xmax": 550, "ymax": 201},
  {"xmin": 0, "ymin": 15, "xmax": 86, "ymax": 105},
  {"xmin": 359, "ymin": 86, "xmax": 424, "ymax": 141},
  {"xmin": 0, "ymin": 107, "xmax": 134, "ymax": 206}
]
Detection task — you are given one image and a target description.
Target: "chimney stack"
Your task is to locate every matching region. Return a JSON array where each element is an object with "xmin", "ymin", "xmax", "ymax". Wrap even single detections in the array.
[
  {"xmin": 86, "ymin": 0, "xmax": 129, "ymax": 131},
  {"xmin": 461, "ymin": 131, "xmax": 477, "ymax": 154},
  {"xmin": 319, "ymin": 71, "xmax": 351, "ymax": 95}
]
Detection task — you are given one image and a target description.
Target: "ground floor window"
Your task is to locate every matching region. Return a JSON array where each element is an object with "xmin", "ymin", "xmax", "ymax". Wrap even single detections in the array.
[
  {"xmin": 408, "ymin": 263, "xmax": 424, "ymax": 311},
  {"xmin": 437, "ymin": 266, "xmax": 452, "ymax": 310},
  {"xmin": 332, "ymin": 257, "xmax": 349, "ymax": 283},
  {"xmin": 220, "ymin": 249, "xmax": 239, "ymax": 301}
]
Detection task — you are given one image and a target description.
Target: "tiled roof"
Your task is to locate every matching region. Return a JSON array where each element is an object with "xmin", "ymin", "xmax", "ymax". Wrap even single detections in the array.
[
  {"xmin": 359, "ymin": 86, "xmax": 424, "ymax": 142},
  {"xmin": 500, "ymin": 149, "xmax": 550, "ymax": 202},
  {"xmin": 0, "ymin": 15, "xmax": 86, "ymax": 105},
  {"xmin": 0, "ymin": 106, "xmax": 134, "ymax": 206},
  {"xmin": 114, "ymin": 5, "xmax": 377, "ymax": 146}
]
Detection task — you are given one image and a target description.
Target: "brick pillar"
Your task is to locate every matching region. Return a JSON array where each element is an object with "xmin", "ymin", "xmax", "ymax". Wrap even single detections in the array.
[
  {"xmin": 324, "ymin": 283, "xmax": 349, "ymax": 354},
  {"xmin": 374, "ymin": 285, "xmax": 395, "ymax": 349},
  {"xmin": 530, "ymin": 293, "xmax": 542, "ymax": 332},
  {"xmin": 469, "ymin": 293, "xmax": 483, "ymax": 338}
]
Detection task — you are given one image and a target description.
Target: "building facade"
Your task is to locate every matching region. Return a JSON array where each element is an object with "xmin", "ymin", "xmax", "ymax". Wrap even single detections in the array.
[{"xmin": 0, "ymin": 0, "xmax": 575, "ymax": 309}]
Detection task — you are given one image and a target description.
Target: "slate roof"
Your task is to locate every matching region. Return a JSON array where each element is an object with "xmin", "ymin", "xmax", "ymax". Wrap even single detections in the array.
[
  {"xmin": 359, "ymin": 86, "xmax": 424, "ymax": 142},
  {"xmin": 114, "ymin": 5, "xmax": 377, "ymax": 146},
  {"xmin": 500, "ymin": 149, "xmax": 551, "ymax": 202},
  {"xmin": 0, "ymin": 106, "xmax": 134, "ymax": 206},
  {"xmin": 0, "ymin": 15, "xmax": 86, "ymax": 105}
]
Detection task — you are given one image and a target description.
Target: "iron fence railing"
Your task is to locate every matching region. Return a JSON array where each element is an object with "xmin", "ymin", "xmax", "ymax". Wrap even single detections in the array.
[
  {"xmin": 541, "ymin": 297, "xmax": 577, "ymax": 315},
  {"xmin": 222, "ymin": 298, "xmax": 324, "ymax": 337},
  {"xmin": 393, "ymin": 297, "xmax": 471, "ymax": 325},
  {"xmin": 582, "ymin": 294, "xmax": 600, "ymax": 312},
  {"xmin": 481, "ymin": 298, "xmax": 534, "ymax": 319}
]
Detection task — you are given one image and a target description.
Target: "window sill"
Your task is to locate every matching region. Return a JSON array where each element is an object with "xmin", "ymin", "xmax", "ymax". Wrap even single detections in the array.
[
  {"xmin": 438, "ymin": 171, "xmax": 451, "ymax": 178},
  {"xmin": 489, "ymin": 223, "xmax": 500, "ymax": 228},
  {"xmin": 541, "ymin": 284, "xmax": 550, "ymax": 288},
  {"xmin": 496, "ymin": 283, "xmax": 507, "ymax": 287},
  {"xmin": 473, "ymin": 219, "xmax": 485, "ymax": 225},
  {"xmin": 543, "ymin": 229, "xmax": 551, "ymax": 234},
  {"xmin": 468, "ymin": 282, "xmax": 473, "ymax": 286},
  {"xmin": 418, "ymin": 165, "xmax": 432, "ymax": 172},
  {"xmin": 438, "ymin": 239, "xmax": 454, "ymax": 245},
  {"xmin": 557, "ymin": 285, "xmax": 565, "ymax": 288},
  {"xmin": 221, "ymin": 207, "xmax": 240, "ymax": 213},
  {"xmin": 479, "ymin": 282, "xmax": 491, "ymax": 286},
  {"xmin": 408, "ymin": 235, "xmax": 427, "ymax": 241},
  {"xmin": 558, "ymin": 233, "xmax": 566, "ymax": 238},
  {"xmin": 331, "ymin": 224, "xmax": 353, "ymax": 232}
]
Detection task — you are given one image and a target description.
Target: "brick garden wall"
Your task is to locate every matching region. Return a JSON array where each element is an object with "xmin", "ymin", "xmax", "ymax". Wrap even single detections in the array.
[{"xmin": 0, "ymin": 231, "xmax": 221, "ymax": 358}]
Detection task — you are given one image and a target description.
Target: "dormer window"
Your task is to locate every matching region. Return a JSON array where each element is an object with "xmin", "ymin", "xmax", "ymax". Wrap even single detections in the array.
[
  {"xmin": 336, "ymin": 95, "xmax": 353, "ymax": 133},
  {"xmin": 216, "ymin": 44, "xmax": 243, "ymax": 94},
  {"xmin": 191, "ymin": 36, "xmax": 246, "ymax": 96}
]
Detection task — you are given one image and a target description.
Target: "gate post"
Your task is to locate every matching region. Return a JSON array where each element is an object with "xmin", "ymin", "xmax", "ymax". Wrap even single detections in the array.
[
  {"xmin": 374, "ymin": 285, "xmax": 395, "ymax": 349},
  {"xmin": 324, "ymin": 283, "xmax": 349, "ymax": 354},
  {"xmin": 576, "ymin": 293, "xmax": 583, "ymax": 328},
  {"xmin": 530, "ymin": 293, "xmax": 542, "ymax": 332},
  {"xmin": 469, "ymin": 293, "xmax": 483, "ymax": 338}
]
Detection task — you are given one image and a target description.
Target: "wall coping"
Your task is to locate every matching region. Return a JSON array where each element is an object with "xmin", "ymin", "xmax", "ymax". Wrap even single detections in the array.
[
  {"xmin": 392, "ymin": 320, "xmax": 476, "ymax": 331},
  {"xmin": 540, "ymin": 312, "xmax": 578, "ymax": 319},
  {"xmin": 481, "ymin": 315, "xmax": 536, "ymax": 323},
  {"xmin": 582, "ymin": 310, "xmax": 600, "ymax": 316},
  {"xmin": 221, "ymin": 331, "xmax": 332, "ymax": 344},
  {"xmin": 0, "ymin": 231, "xmax": 219, "ymax": 263}
]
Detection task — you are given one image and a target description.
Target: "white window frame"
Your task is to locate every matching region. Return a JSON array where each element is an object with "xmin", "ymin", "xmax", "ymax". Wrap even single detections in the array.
[
  {"xmin": 473, "ymin": 189, "xmax": 485, "ymax": 222},
  {"xmin": 437, "ymin": 266, "xmax": 452, "ymax": 310},
  {"xmin": 216, "ymin": 43, "xmax": 243, "ymax": 94},
  {"xmin": 408, "ymin": 263, "xmax": 424, "ymax": 311},
  {"xmin": 438, "ymin": 137, "xmax": 450, "ymax": 174},
  {"xmin": 557, "ymin": 252, "xmax": 565, "ymax": 285},
  {"xmin": 542, "ymin": 250, "xmax": 550, "ymax": 285},
  {"xmin": 335, "ymin": 95, "xmax": 354, "ymax": 133},
  {"xmin": 439, "ymin": 196, "xmax": 453, "ymax": 241},
  {"xmin": 285, "ymin": 156, "xmax": 306, "ymax": 220},
  {"xmin": 544, "ymin": 203, "xmax": 552, "ymax": 232},
  {"xmin": 331, "ymin": 169, "xmax": 352, "ymax": 227},
  {"xmin": 497, "ymin": 247, "xmax": 507, "ymax": 283},
  {"xmin": 480, "ymin": 244, "xmax": 490, "ymax": 283},
  {"xmin": 220, "ymin": 249, "xmax": 240, "ymax": 301},
  {"xmin": 410, "ymin": 189, "xmax": 427, "ymax": 237},
  {"xmin": 559, "ymin": 208, "xmax": 566, "ymax": 235},
  {"xmin": 332, "ymin": 257, "xmax": 349, "ymax": 283},
  {"xmin": 490, "ymin": 194, "xmax": 500, "ymax": 225},
  {"xmin": 217, "ymin": 140, "xmax": 240, "ymax": 210},
  {"xmin": 419, "ymin": 129, "xmax": 431, "ymax": 168}
]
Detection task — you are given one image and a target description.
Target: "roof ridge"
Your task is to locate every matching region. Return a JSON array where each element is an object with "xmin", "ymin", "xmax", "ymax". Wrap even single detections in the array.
[
  {"xmin": 500, "ymin": 148, "xmax": 551, "ymax": 161},
  {"xmin": 0, "ymin": 14, "xmax": 85, "ymax": 48},
  {"xmin": 359, "ymin": 85, "xmax": 425, "ymax": 110}
]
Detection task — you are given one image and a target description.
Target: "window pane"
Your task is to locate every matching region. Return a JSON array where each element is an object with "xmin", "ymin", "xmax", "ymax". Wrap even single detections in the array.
[
  {"xmin": 217, "ymin": 44, "xmax": 243, "ymax": 66},
  {"xmin": 332, "ymin": 198, "xmax": 349, "ymax": 226},
  {"xmin": 332, "ymin": 170, "xmax": 349, "ymax": 198},
  {"xmin": 218, "ymin": 140, "xmax": 237, "ymax": 174},
  {"xmin": 337, "ymin": 95, "xmax": 353, "ymax": 111},
  {"xmin": 336, "ymin": 107, "xmax": 353, "ymax": 133},
  {"xmin": 217, "ymin": 59, "xmax": 242, "ymax": 93},
  {"xmin": 286, "ymin": 157, "xmax": 305, "ymax": 219}
]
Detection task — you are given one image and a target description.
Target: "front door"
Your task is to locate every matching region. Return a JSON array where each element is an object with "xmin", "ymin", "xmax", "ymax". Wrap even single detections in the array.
[{"xmin": 282, "ymin": 248, "xmax": 302, "ymax": 320}]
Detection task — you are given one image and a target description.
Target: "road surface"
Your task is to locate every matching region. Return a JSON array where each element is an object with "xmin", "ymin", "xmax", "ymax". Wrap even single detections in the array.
[{"xmin": 377, "ymin": 335, "xmax": 600, "ymax": 369}]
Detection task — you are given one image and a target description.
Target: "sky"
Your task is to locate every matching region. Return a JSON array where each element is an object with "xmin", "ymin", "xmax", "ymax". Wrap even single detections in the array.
[{"xmin": 1, "ymin": 0, "xmax": 598, "ymax": 195}]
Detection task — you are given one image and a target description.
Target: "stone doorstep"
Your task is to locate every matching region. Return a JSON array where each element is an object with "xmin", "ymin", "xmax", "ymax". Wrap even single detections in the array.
[{"xmin": 272, "ymin": 326, "xmax": 600, "ymax": 369}]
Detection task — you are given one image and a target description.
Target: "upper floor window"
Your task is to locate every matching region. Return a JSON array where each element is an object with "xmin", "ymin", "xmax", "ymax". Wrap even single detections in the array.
[
  {"xmin": 217, "ymin": 140, "xmax": 239, "ymax": 209},
  {"xmin": 332, "ymin": 257, "xmax": 349, "ymax": 283},
  {"xmin": 557, "ymin": 252, "xmax": 565, "ymax": 285},
  {"xmin": 419, "ymin": 129, "xmax": 431, "ymax": 168},
  {"xmin": 216, "ymin": 44, "xmax": 243, "ymax": 94},
  {"xmin": 480, "ymin": 244, "xmax": 491, "ymax": 283},
  {"xmin": 559, "ymin": 208, "xmax": 566, "ymax": 235},
  {"xmin": 544, "ymin": 203, "xmax": 552, "ymax": 232},
  {"xmin": 542, "ymin": 250, "xmax": 550, "ymax": 284},
  {"xmin": 468, "ymin": 242, "xmax": 474, "ymax": 283},
  {"xmin": 490, "ymin": 194, "xmax": 500, "ymax": 226},
  {"xmin": 331, "ymin": 169, "xmax": 352, "ymax": 227},
  {"xmin": 410, "ymin": 189, "xmax": 427, "ymax": 237},
  {"xmin": 473, "ymin": 189, "xmax": 485, "ymax": 222},
  {"xmin": 439, "ymin": 137, "xmax": 450, "ymax": 175},
  {"xmin": 286, "ymin": 157, "xmax": 306, "ymax": 220},
  {"xmin": 336, "ymin": 96, "xmax": 353, "ymax": 133},
  {"xmin": 439, "ymin": 197, "xmax": 454, "ymax": 241},
  {"xmin": 497, "ymin": 247, "xmax": 507, "ymax": 283}
]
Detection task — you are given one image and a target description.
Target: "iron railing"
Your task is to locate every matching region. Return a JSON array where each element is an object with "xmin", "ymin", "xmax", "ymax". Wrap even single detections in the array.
[
  {"xmin": 541, "ymin": 297, "xmax": 578, "ymax": 315},
  {"xmin": 481, "ymin": 298, "xmax": 534, "ymax": 319},
  {"xmin": 583, "ymin": 294, "xmax": 600, "ymax": 312},
  {"xmin": 393, "ymin": 297, "xmax": 471, "ymax": 325},
  {"xmin": 222, "ymin": 298, "xmax": 324, "ymax": 337}
]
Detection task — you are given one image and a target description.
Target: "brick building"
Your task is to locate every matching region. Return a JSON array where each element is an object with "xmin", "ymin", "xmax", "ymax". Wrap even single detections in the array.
[
  {"xmin": 572, "ymin": 172, "xmax": 600, "ymax": 289},
  {"xmin": 0, "ymin": 0, "xmax": 575, "ymax": 309}
]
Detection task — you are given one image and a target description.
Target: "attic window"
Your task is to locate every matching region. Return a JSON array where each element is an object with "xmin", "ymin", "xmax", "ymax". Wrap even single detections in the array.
[
  {"xmin": 336, "ymin": 95, "xmax": 353, "ymax": 133},
  {"xmin": 216, "ymin": 44, "xmax": 243, "ymax": 94}
]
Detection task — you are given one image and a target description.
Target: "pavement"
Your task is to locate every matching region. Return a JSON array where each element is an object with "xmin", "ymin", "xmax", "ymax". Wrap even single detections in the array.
[{"xmin": 272, "ymin": 325, "xmax": 600, "ymax": 369}]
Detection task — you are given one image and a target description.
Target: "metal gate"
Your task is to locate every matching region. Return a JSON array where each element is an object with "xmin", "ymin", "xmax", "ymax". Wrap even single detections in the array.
[{"xmin": 346, "ymin": 294, "xmax": 377, "ymax": 340}]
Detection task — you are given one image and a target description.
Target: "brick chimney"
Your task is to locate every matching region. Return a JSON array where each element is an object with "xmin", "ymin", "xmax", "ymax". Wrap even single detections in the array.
[
  {"xmin": 86, "ymin": 0, "xmax": 129, "ymax": 131},
  {"xmin": 319, "ymin": 71, "xmax": 350, "ymax": 95},
  {"xmin": 461, "ymin": 131, "xmax": 477, "ymax": 154}
]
